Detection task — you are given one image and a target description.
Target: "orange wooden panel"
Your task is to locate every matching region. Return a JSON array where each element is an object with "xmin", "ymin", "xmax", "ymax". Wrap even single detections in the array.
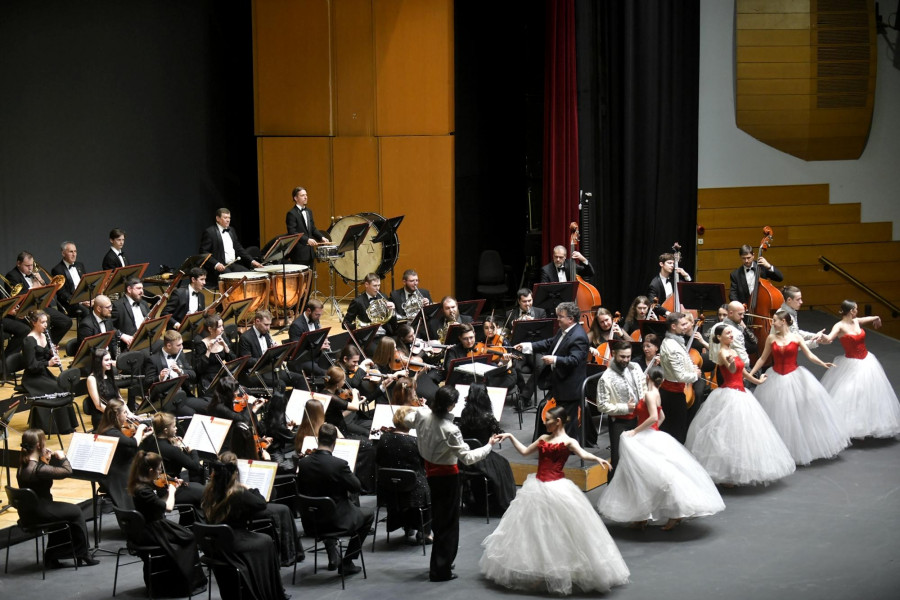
[
  {"xmin": 698, "ymin": 241, "xmax": 900, "ymax": 270},
  {"xmin": 697, "ymin": 203, "xmax": 860, "ymax": 229},
  {"xmin": 374, "ymin": 0, "xmax": 454, "ymax": 136},
  {"xmin": 737, "ymin": 79, "xmax": 813, "ymax": 94},
  {"xmin": 334, "ymin": 0, "xmax": 376, "ymax": 136},
  {"xmin": 736, "ymin": 94, "xmax": 813, "ymax": 110},
  {"xmin": 736, "ymin": 13, "xmax": 811, "ymax": 29},
  {"xmin": 736, "ymin": 62, "xmax": 812, "ymax": 78},
  {"xmin": 380, "ymin": 136, "xmax": 454, "ymax": 298},
  {"xmin": 737, "ymin": 29, "xmax": 810, "ymax": 46},
  {"xmin": 698, "ymin": 184, "xmax": 829, "ymax": 209},
  {"xmin": 257, "ymin": 137, "xmax": 333, "ymax": 245},
  {"xmin": 738, "ymin": 0, "xmax": 811, "ymax": 14},
  {"xmin": 253, "ymin": 0, "xmax": 332, "ymax": 135},
  {"xmin": 737, "ymin": 46, "xmax": 811, "ymax": 62}
]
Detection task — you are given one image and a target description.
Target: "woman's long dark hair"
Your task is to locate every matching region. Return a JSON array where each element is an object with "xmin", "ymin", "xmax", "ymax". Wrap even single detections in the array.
[
  {"xmin": 19, "ymin": 429, "xmax": 45, "ymax": 468},
  {"xmin": 202, "ymin": 452, "xmax": 241, "ymax": 524},
  {"xmin": 459, "ymin": 383, "xmax": 501, "ymax": 436}
]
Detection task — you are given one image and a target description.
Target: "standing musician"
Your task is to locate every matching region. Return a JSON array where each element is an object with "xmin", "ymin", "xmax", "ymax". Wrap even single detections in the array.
[
  {"xmin": 390, "ymin": 269, "xmax": 433, "ymax": 320},
  {"xmin": 112, "ymin": 276, "xmax": 149, "ymax": 350},
  {"xmin": 286, "ymin": 186, "xmax": 330, "ymax": 267},
  {"xmin": 198, "ymin": 207, "xmax": 263, "ymax": 286},
  {"xmin": 342, "ymin": 272, "xmax": 398, "ymax": 335},
  {"xmin": 658, "ymin": 312, "xmax": 701, "ymax": 444},
  {"xmin": 539, "ymin": 245, "xmax": 594, "ymax": 283},
  {"xmin": 287, "ymin": 298, "xmax": 329, "ymax": 376},
  {"xmin": 76, "ymin": 293, "xmax": 115, "ymax": 350},
  {"xmin": 587, "ymin": 307, "xmax": 628, "ymax": 363},
  {"xmin": 781, "ymin": 286, "xmax": 829, "ymax": 349},
  {"xmin": 710, "ymin": 301, "xmax": 758, "ymax": 366},
  {"xmin": 101, "ymin": 228, "xmax": 128, "ymax": 271},
  {"xmin": 596, "ymin": 340, "xmax": 643, "ymax": 475},
  {"xmin": 515, "ymin": 301, "xmax": 589, "ymax": 439},
  {"xmin": 622, "ymin": 295, "xmax": 655, "ymax": 336},
  {"xmin": 145, "ymin": 330, "xmax": 208, "ymax": 416},
  {"xmin": 4, "ymin": 251, "xmax": 72, "ymax": 345},
  {"xmin": 51, "ymin": 240, "xmax": 89, "ymax": 318},
  {"xmin": 648, "ymin": 252, "xmax": 692, "ymax": 315},
  {"xmin": 506, "ymin": 289, "xmax": 547, "ymax": 408},
  {"xmin": 161, "ymin": 267, "xmax": 207, "ymax": 330},
  {"xmin": 729, "ymin": 243, "xmax": 783, "ymax": 305},
  {"xmin": 428, "ymin": 296, "xmax": 473, "ymax": 341}
]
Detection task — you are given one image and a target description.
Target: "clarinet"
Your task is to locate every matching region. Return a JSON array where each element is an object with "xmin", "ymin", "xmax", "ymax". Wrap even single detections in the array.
[{"xmin": 45, "ymin": 331, "xmax": 61, "ymax": 369}]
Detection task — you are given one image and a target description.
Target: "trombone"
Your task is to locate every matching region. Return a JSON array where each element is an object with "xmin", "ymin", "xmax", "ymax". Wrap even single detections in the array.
[
  {"xmin": 33, "ymin": 260, "xmax": 66, "ymax": 291},
  {"xmin": 0, "ymin": 272, "xmax": 22, "ymax": 298}
]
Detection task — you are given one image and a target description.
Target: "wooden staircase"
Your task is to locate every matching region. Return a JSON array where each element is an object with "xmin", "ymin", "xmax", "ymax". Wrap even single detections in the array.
[{"xmin": 697, "ymin": 184, "xmax": 900, "ymax": 340}]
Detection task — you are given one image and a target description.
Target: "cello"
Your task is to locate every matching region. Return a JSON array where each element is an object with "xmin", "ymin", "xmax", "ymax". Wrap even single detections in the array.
[
  {"xmin": 568, "ymin": 222, "xmax": 602, "ymax": 330},
  {"xmin": 747, "ymin": 226, "xmax": 784, "ymax": 363}
]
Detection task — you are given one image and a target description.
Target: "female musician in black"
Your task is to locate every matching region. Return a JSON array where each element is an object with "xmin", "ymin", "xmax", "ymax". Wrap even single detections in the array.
[
  {"xmin": 85, "ymin": 348, "xmax": 123, "ymax": 430},
  {"xmin": 138, "ymin": 412, "xmax": 205, "ymax": 522},
  {"xmin": 16, "ymin": 429, "xmax": 98, "ymax": 568},
  {"xmin": 207, "ymin": 376, "xmax": 270, "ymax": 460},
  {"xmin": 23, "ymin": 310, "xmax": 77, "ymax": 434},
  {"xmin": 95, "ymin": 398, "xmax": 151, "ymax": 509},
  {"xmin": 196, "ymin": 314, "xmax": 236, "ymax": 394}
]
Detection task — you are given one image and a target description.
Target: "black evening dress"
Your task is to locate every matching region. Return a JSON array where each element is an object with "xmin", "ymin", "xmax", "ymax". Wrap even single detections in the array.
[
  {"xmin": 458, "ymin": 421, "xmax": 516, "ymax": 516},
  {"xmin": 375, "ymin": 431, "xmax": 431, "ymax": 533},
  {"xmin": 23, "ymin": 335, "xmax": 78, "ymax": 434}
]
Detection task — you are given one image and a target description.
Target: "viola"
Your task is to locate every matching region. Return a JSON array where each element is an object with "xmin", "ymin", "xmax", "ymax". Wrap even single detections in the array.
[
  {"xmin": 391, "ymin": 349, "xmax": 433, "ymax": 372},
  {"xmin": 232, "ymin": 392, "xmax": 249, "ymax": 413},
  {"xmin": 122, "ymin": 417, "xmax": 143, "ymax": 438}
]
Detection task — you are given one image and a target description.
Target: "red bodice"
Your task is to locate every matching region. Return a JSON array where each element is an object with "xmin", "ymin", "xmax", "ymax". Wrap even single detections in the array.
[
  {"xmin": 536, "ymin": 440, "xmax": 569, "ymax": 482},
  {"xmin": 840, "ymin": 330, "xmax": 868, "ymax": 360},
  {"xmin": 721, "ymin": 355, "xmax": 746, "ymax": 392},
  {"xmin": 634, "ymin": 398, "xmax": 659, "ymax": 431},
  {"xmin": 771, "ymin": 341, "xmax": 799, "ymax": 375}
]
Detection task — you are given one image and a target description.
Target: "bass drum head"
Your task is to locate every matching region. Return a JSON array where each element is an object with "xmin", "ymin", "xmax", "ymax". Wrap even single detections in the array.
[{"xmin": 328, "ymin": 212, "xmax": 397, "ymax": 281}]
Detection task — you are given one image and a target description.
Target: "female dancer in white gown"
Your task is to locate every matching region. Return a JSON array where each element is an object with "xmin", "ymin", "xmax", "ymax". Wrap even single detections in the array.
[
  {"xmin": 598, "ymin": 367, "xmax": 724, "ymax": 530},
  {"xmin": 480, "ymin": 406, "xmax": 629, "ymax": 595},
  {"xmin": 820, "ymin": 300, "xmax": 900, "ymax": 439},
  {"xmin": 749, "ymin": 310, "xmax": 849, "ymax": 465},
  {"xmin": 686, "ymin": 324, "xmax": 796, "ymax": 486}
]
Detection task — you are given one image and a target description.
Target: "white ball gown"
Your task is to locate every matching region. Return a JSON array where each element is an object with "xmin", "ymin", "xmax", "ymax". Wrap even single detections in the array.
[
  {"xmin": 597, "ymin": 398, "xmax": 725, "ymax": 524},
  {"xmin": 820, "ymin": 330, "xmax": 900, "ymax": 439},
  {"xmin": 479, "ymin": 439, "xmax": 630, "ymax": 595},
  {"xmin": 686, "ymin": 356, "xmax": 796, "ymax": 486},
  {"xmin": 753, "ymin": 340, "xmax": 849, "ymax": 464}
]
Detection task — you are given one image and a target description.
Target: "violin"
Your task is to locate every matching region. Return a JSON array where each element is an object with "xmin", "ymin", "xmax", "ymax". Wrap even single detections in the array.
[
  {"xmin": 391, "ymin": 349, "xmax": 433, "ymax": 372},
  {"xmin": 40, "ymin": 448, "xmax": 52, "ymax": 465},
  {"xmin": 154, "ymin": 473, "xmax": 186, "ymax": 488},
  {"xmin": 122, "ymin": 416, "xmax": 145, "ymax": 438}
]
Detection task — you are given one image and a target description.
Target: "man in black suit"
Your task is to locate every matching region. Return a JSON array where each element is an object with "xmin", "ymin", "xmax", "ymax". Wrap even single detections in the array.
[
  {"xmin": 238, "ymin": 309, "xmax": 294, "ymax": 390},
  {"xmin": 342, "ymin": 273, "xmax": 397, "ymax": 335},
  {"xmin": 112, "ymin": 277, "xmax": 150, "ymax": 351},
  {"xmin": 728, "ymin": 244, "xmax": 784, "ymax": 305},
  {"xmin": 77, "ymin": 293, "xmax": 115, "ymax": 350},
  {"xmin": 648, "ymin": 251, "xmax": 692, "ymax": 314},
  {"xmin": 199, "ymin": 208, "xmax": 263, "ymax": 286},
  {"xmin": 101, "ymin": 228, "xmax": 128, "ymax": 271},
  {"xmin": 515, "ymin": 301, "xmax": 589, "ymax": 439},
  {"xmin": 144, "ymin": 330, "xmax": 207, "ymax": 416},
  {"xmin": 287, "ymin": 298, "xmax": 329, "ymax": 376},
  {"xmin": 5, "ymin": 251, "xmax": 72, "ymax": 345},
  {"xmin": 389, "ymin": 269, "xmax": 433, "ymax": 320},
  {"xmin": 427, "ymin": 296, "xmax": 473, "ymax": 341},
  {"xmin": 295, "ymin": 423, "xmax": 372, "ymax": 575},
  {"xmin": 51, "ymin": 241, "xmax": 89, "ymax": 319},
  {"xmin": 286, "ymin": 186, "xmax": 330, "ymax": 266},
  {"xmin": 161, "ymin": 268, "xmax": 207, "ymax": 330},
  {"xmin": 539, "ymin": 245, "xmax": 594, "ymax": 283}
]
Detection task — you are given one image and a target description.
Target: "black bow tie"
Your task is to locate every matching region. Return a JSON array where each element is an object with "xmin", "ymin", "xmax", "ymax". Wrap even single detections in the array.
[
  {"xmin": 557, "ymin": 267, "xmax": 565, "ymax": 272},
  {"xmin": 258, "ymin": 332, "xmax": 267, "ymax": 339},
  {"xmin": 132, "ymin": 301, "xmax": 140, "ymax": 307},
  {"xmin": 221, "ymin": 228, "xmax": 230, "ymax": 233},
  {"xmin": 299, "ymin": 207, "xmax": 306, "ymax": 212},
  {"xmin": 68, "ymin": 264, "xmax": 77, "ymax": 270},
  {"xmin": 192, "ymin": 291, "xmax": 200, "ymax": 297},
  {"xmin": 745, "ymin": 268, "xmax": 753, "ymax": 273},
  {"xmin": 167, "ymin": 354, "xmax": 177, "ymax": 360}
]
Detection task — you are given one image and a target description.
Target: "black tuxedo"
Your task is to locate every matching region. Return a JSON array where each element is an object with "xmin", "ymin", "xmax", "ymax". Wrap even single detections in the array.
[
  {"xmin": 285, "ymin": 205, "xmax": 327, "ymax": 265},
  {"xmin": 504, "ymin": 305, "xmax": 548, "ymax": 326},
  {"xmin": 287, "ymin": 314, "xmax": 326, "ymax": 376},
  {"xmin": 4, "ymin": 267, "xmax": 72, "ymax": 344},
  {"xmin": 111, "ymin": 296, "xmax": 150, "ymax": 337},
  {"xmin": 76, "ymin": 312, "xmax": 116, "ymax": 351},
  {"xmin": 238, "ymin": 326, "xmax": 294, "ymax": 389},
  {"xmin": 530, "ymin": 324, "xmax": 589, "ymax": 438},
  {"xmin": 51, "ymin": 260, "xmax": 88, "ymax": 317},
  {"xmin": 161, "ymin": 286, "xmax": 206, "ymax": 330},
  {"xmin": 427, "ymin": 313, "xmax": 473, "ymax": 341},
  {"xmin": 101, "ymin": 248, "xmax": 127, "ymax": 271},
  {"xmin": 647, "ymin": 274, "xmax": 675, "ymax": 310},
  {"xmin": 342, "ymin": 293, "xmax": 398, "ymax": 334},
  {"xmin": 143, "ymin": 349, "xmax": 206, "ymax": 416},
  {"xmin": 389, "ymin": 287, "xmax": 433, "ymax": 319},
  {"xmin": 295, "ymin": 449, "xmax": 373, "ymax": 562},
  {"xmin": 539, "ymin": 259, "xmax": 594, "ymax": 283},
  {"xmin": 729, "ymin": 263, "xmax": 785, "ymax": 304},
  {"xmin": 198, "ymin": 224, "xmax": 254, "ymax": 285}
]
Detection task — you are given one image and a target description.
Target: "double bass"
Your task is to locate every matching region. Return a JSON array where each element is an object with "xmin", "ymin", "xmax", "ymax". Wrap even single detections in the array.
[
  {"xmin": 747, "ymin": 226, "xmax": 784, "ymax": 363},
  {"xmin": 661, "ymin": 242, "xmax": 697, "ymax": 318},
  {"xmin": 568, "ymin": 222, "xmax": 602, "ymax": 330}
]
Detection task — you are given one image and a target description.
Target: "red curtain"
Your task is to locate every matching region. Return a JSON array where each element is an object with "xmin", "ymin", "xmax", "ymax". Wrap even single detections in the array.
[{"xmin": 542, "ymin": 0, "xmax": 580, "ymax": 259}]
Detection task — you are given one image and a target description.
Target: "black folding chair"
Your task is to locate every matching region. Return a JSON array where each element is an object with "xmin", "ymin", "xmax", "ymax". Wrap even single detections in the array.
[
  {"xmin": 296, "ymin": 494, "xmax": 367, "ymax": 589},
  {"xmin": 4, "ymin": 486, "xmax": 79, "ymax": 579},
  {"xmin": 372, "ymin": 468, "xmax": 431, "ymax": 555},
  {"xmin": 112, "ymin": 508, "xmax": 187, "ymax": 598},
  {"xmin": 193, "ymin": 523, "xmax": 246, "ymax": 600}
]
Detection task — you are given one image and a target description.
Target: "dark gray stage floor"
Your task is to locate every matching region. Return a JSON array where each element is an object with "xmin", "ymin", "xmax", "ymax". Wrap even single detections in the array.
[{"xmin": 2, "ymin": 310, "xmax": 898, "ymax": 599}]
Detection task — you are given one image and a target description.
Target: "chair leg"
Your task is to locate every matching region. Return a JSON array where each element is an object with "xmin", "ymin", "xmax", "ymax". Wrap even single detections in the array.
[
  {"xmin": 358, "ymin": 536, "xmax": 366, "ymax": 579},
  {"xmin": 484, "ymin": 478, "xmax": 490, "ymax": 524},
  {"xmin": 371, "ymin": 505, "xmax": 379, "ymax": 552},
  {"xmin": 73, "ymin": 402, "xmax": 87, "ymax": 433},
  {"xmin": 39, "ymin": 532, "xmax": 46, "ymax": 580},
  {"xmin": 5, "ymin": 527, "xmax": 11, "ymax": 573},
  {"xmin": 312, "ymin": 539, "xmax": 318, "ymax": 574},
  {"xmin": 69, "ymin": 524, "xmax": 79, "ymax": 569},
  {"xmin": 338, "ymin": 540, "xmax": 345, "ymax": 590},
  {"xmin": 113, "ymin": 548, "xmax": 122, "ymax": 596}
]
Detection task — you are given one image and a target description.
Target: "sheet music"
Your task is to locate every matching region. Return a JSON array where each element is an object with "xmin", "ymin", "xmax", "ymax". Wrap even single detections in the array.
[
  {"xmin": 453, "ymin": 384, "xmax": 507, "ymax": 421},
  {"xmin": 456, "ymin": 362, "xmax": 497, "ymax": 376},
  {"xmin": 236, "ymin": 459, "xmax": 278, "ymax": 501},
  {"xmin": 285, "ymin": 389, "xmax": 332, "ymax": 426},
  {"xmin": 369, "ymin": 404, "xmax": 420, "ymax": 440},
  {"xmin": 183, "ymin": 415, "xmax": 232, "ymax": 455},
  {"xmin": 66, "ymin": 433, "xmax": 118, "ymax": 474},
  {"xmin": 300, "ymin": 436, "xmax": 360, "ymax": 471}
]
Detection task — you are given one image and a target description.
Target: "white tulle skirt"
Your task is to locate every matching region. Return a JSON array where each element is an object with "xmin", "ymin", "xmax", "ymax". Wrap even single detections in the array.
[
  {"xmin": 480, "ymin": 474, "xmax": 630, "ymax": 595},
  {"xmin": 686, "ymin": 387, "xmax": 796, "ymax": 486},
  {"xmin": 597, "ymin": 429, "xmax": 725, "ymax": 524},
  {"xmin": 753, "ymin": 367, "xmax": 850, "ymax": 465},
  {"xmin": 821, "ymin": 354, "xmax": 900, "ymax": 439}
]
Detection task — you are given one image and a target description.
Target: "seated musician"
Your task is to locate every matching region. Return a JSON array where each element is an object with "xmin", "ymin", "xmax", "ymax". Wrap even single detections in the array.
[
  {"xmin": 390, "ymin": 375, "xmax": 422, "ymax": 406},
  {"xmin": 504, "ymin": 288, "xmax": 547, "ymax": 326},
  {"xmin": 101, "ymin": 228, "xmax": 128, "ymax": 271},
  {"xmin": 393, "ymin": 323, "xmax": 440, "ymax": 401},
  {"xmin": 539, "ymin": 244, "xmax": 594, "ymax": 283},
  {"xmin": 111, "ymin": 276, "xmax": 149, "ymax": 351},
  {"xmin": 195, "ymin": 313, "xmax": 236, "ymax": 393},
  {"xmin": 728, "ymin": 243, "xmax": 784, "ymax": 305},
  {"xmin": 86, "ymin": 347, "xmax": 129, "ymax": 428},
  {"xmin": 648, "ymin": 252, "xmax": 691, "ymax": 316},
  {"xmin": 145, "ymin": 330, "xmax": 208, "ymax": 416},
  {"xmin": 51, "ymin": 240, "xmax": 89, "ymax": 319},
  {"xmin": 480, "ymin": 315, "xmax": 518, "ymax": 391},
  {"xmin": 286, "ymin": 186, "xmax": 330, "ymax": 267},
  {"xmin": 442, "ymin": 322, "xmax": 512, "ymax": 389},
  {"xmin": 161, "ymin": 267, "xmax": 206, "ymax": 330},
  {"xmin": 342, "ymin": 272, "xmax": 398, "ymax": 336},
  {"xmin": 369, "ymin": 336, "xmax": 409, "ymax": 387},
  {"xmin": 634, "ymin": 333, "xmax": 661, "ymax": 372},
  {"xmin": 237, "ymin": 309, "xmax": 296, "ymax": 390},
  {"xmin": 287, "ymin": 298, "xmax": 329, "ymax": 377},
  {"xmin": 428, "ymin": 295, "xmax": 473, "ymax": 341},
  {"xmin": 5, "ymin": 251, "xmax": 72, "ymax": 345},
  {"xmin": 96, "ymin": 398, "xmax": 152, "ymax": 509},
  {"xmin": 207, "ymin": 376, "xmax": 271, "ymax": 460},
  {"xmin": 198, "ymin": 207, "xmax": 263, "ymax": 287},
  {"xmin": 22, "ymin": 310, "xmax": 78, "ymax": 435},
  {"xmin": 321, "ymin": 365, "xmax": 370, "ymax": 437},
  {"xmin": 622, "ymin": 295, "xmax": 654, "ymax": 336},
  {"xmin": 587, "ymin": 307, "xmax": 628, "ymax": 363},
  {"xmin": 389, "ymin": 269, "xmax": 433, "ymax": 320},
  {"xmin": 293, "ymin": 397, "xmax": 328, "ymax": 451},
  {"xmin": 76, "ymin": 293, "xmax": 115, "ymax": 350},
  {"xmin": 505, "ymin": 289, "xmax": 546, "ymax": 408}
]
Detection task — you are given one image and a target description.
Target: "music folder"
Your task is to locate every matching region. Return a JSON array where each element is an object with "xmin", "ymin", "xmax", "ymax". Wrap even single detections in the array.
[
  {"xmin": 183, "ymin": 415, "xmax": 232, "ymax": 455},
  {"xmin": 237, "ymin": 459, "xmax": 279, "ymax": 501},
  {"xmin": 206, "ymin": 355, "xmax": 251, "ymax": 393},
  {"xmin": 102, "ymin": 263, "xmax": 149, "ymax": 298},
  {"xmin": 67, "ymin": 432, "xmax": 119, "ymax": 475},
  {"xmin": 261, "ymin": 234, "xmax": 301, "ymax": 264},
  {"xmin": 289, "ymin": 327, "xmax": 331, "ymax": 361},
  {"xmin": 178, "ymin": 254, "xmax": 212, "ymax": 274},
  {"xmin": 248, "ymin": 341, "xmax": 298, "ymax": 376},
  {"xmin": 285, "ymin": 389, "xmax": 332, "ymax": 426},
  {"xmin": 143, "ymin": 374, "xmax": 188, "ymax": 414},
  {"xmin": 0, "ymin": 295, "xmax": 20, "ymax": 319},
  {"xmin": 221, "ymin": 297, "xmax": 255, "ymax": 324},
  {"xmin": 177, "ymin": 310, "xmax": 207, "ymax": 341},
  {"xmin": 69, "ymin": 270, "xmax": 112, "ymax": 305},
  {"xmin": 369, "ymin": 404, "xmax": 422, "ymax": 440}
]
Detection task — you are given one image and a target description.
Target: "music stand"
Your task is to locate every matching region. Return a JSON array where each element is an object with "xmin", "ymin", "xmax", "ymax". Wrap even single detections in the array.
[
  {"xmin": 130, "ymin": 315, "xmax": 170, "ymax": 355},
  {"xmin": 349, "ymin": 324, "xmax": 379, "ymax": 357},
  {"xmin": 510, "ymin": 318, "xmax": 556, "ymax": 347},
  {"xmin": 177, "ymin": 254, "xmax": 212, "ymax": 275},
  {"xmin": 335, "ymin": 222, "xmax": 371, "ymax": 292},
  {"xmin": 457, "ymin": 299, "xmax": 486, "ymax": 322},
  {"xmin": 413, "ymin": 302, "xmax": 443, "ymax": 339},
  {"xmin": 247, "ymin": 342, "xmax": 298, "ymax": 389},
  {"xmin": 531, "ymin": 281, "xmax": 577, "ymax": 317},
  {"xmin": 261, "ymin": 234, "xmax": 302, "ymax": 332},
  {"xmin": 442, "ymin": 323, "xmax": 471, "ymax": 349},
  {"xmin": 141, "ymin": 375, "xmax": 188, "ymax": 414},
  {"xmin": 0, "ymin": 297, "xmax": 21, "ymax": 386},
  {"xmin": 177, "ymin": 311, "xmax": 207, "ymax": 342},
  {"xmin": 327, "ymin": 331, "xmax": 350, "ymax": 355},
  {"xmin": 677, "ymin": 282, "xmax": 727, "ymax": 316},
  {"xmin": 207, "ymin": 355, "xmax": 251, "ymax": 394},
  {"xmin": 15, "ymin": 284, "xmax": 59, "ymax": 318},
  {"xmin": 70, "ymin": 332, "xmax": 116, "ymax": 371},
  {"xmin": 102, "ymin": 263, "xmax": 148, "ymax": 298},
  {"xmin": 445, "ymin": 355, "xmax": 496, "ymax": 386},
  {"xmin": 289, "ymin": 327, "xmax": 330, "ymax": 362},
  {"xmin": 69, "ymin": 270, "xmax": 112, "ymax": 307},
  {"xmin": 221, "ymin": 297, "xmax": 255, "ymax": 330},
  {"xmin": 372, "ymin": 215, "xmax": 404, "ymax": 287},
  {"xmin": 639, "ymin": 319, "xmax": 669, "ymax": 340}
]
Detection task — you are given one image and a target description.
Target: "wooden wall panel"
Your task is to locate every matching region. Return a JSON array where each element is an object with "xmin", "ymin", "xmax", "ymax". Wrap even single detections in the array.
[
  {"xmin": 380, "ymin": 136, "xmax": 454, "ymax": 298},
  {"xmin": 374, "ymin": 0, "xmax": 454, "ymax": 136},
  {"xmin": 333, "ymin": 0, "xmax": 376, "ymax": 136},
  {"xmin": 253, "ymin": 0, "xmax": 333, "ymax": 135},
  {"xmin": 257, "ymin": 137, "xmax": 333, "ymax": 245},
  {"xmin": 698, "ymin": 184, "xmax": 829, "ymax": 208}
]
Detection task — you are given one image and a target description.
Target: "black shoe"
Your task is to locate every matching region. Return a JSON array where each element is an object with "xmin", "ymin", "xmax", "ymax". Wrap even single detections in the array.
[
  {"xmin": 338, "ymin": 561, "xmax": 362, "ymax": 576},
  {"xmin": 430, "ymin": 573, "xmax": 458, "ymax": 582},
  {"xmin": 190, "ymin": 584, "xmax": 208, "ymax": 596},
  {"xmin": 415, "ymin": 531, "xmax": 434, "ymax": 545},
  {"xmin": 44, "ymin": 557, "xmax": 66, "ymax": 569},
  {"xmin": 77, "ymin": 555, "xmax": 100, "ymax": 567},
  {"xmin": 326, "ymin": 546, "xmax": 340, "ymax": 570}
]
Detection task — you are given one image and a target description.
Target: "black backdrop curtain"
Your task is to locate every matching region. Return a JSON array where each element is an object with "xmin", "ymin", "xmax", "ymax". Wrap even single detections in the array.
[{"xmin": 575, "ymin": 0, "xmax": 700, "ymax": 313}]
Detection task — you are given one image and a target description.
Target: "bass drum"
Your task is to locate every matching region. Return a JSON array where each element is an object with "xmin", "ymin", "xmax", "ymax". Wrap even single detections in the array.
[{"xmin": 328, "ymin": 212, "xmax": 399, "ymax": 282}]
